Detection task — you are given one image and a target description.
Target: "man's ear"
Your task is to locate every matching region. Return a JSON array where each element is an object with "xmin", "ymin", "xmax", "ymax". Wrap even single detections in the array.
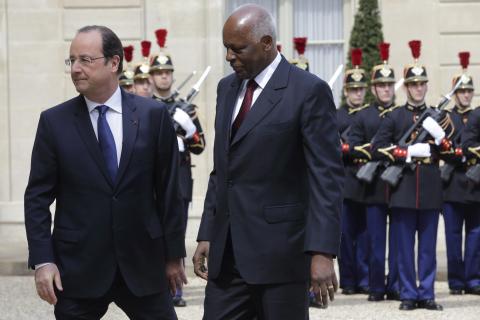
[
  {"xmin": 110, "ymin": 55, "xmax": 121, "ymax": 73},
  {"xmin": 261, "ymin": 35, "xmax": 273, "ymax": 51}
]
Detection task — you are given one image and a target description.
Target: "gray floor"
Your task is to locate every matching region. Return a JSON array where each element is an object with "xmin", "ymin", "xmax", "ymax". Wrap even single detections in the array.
[
  {"xmin": 1, "ymin": 277, "xmax": 479, "ymax": 320},
  {"xmin": 2, "ymin": 208, "xmax": 477, "ymax": 319}
]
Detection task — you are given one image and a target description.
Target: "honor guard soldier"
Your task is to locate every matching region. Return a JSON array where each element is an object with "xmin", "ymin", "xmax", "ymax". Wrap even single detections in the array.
[
  {"xmin": 373, "ymin": 40, "xmax": 452, "ymax": 311},
  {"xmin": 337, "ymin": 48, "xmax": 370, "ymax": 295},
  {"xmin": 290, "ymin": 37, "xmax": 309, "ymax": 71},
  {"xmin": 349, "ymin": 42, "xmax": 400, "ymax": 301},
  {"xmin": 133, "ymin": 40, "xmax": 154, "ymax": 98},
  {"xmin": 446, "ymin": 52, "xmax": 480, "ymax": 295},
  {"xmin": 150, "ymin": 29, "xmax": 206, "ymax": 307},
  {"xmin": 119, "ymin": 45, "xmax": 135, "ymax": 94}
]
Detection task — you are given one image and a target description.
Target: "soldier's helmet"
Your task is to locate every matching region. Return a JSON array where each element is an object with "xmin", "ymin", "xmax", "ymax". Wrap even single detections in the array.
[
  {"xmin": 119, "ymin": 45, "xmax": 135, "ymax": 86},
  {"xmin": 404, "ymin": 40, "xmax": 428, "ymax": 84},
  {"xmin": 290, "ymin": 37, "xmax": 309, "ymax": 72},
  {"xmin": 344, "ymin": 48, "xmax": 368, "ymax": 89},
  {"xmin": 452, "ymin": 52, "xmax": 474, "ymax": 91},
  {"xmin": 150, "ymin": 29, "xmax": 174, "ymax": 72},
  {"xmin": 371, "ymin": 42, "xmax": 395, "ymax": 84},
  {"xmin": 133, "ymin": 40, "xmax": 151, "ymax": 80}
]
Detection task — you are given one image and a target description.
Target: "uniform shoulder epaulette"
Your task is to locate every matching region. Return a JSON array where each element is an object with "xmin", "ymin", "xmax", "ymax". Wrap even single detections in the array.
[
  {"xmin": 379, "ymin": 104, "xmax": 401, "ymax": 117},
  {"xmin": 348, "ymin": 104, "xmax": 369, "ymax": 115}
]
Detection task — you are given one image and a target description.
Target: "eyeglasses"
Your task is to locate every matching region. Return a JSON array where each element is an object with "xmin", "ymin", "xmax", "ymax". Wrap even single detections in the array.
[{"xmin": 65, "ymin": 56, "xmax": 106, "ymax": 66}]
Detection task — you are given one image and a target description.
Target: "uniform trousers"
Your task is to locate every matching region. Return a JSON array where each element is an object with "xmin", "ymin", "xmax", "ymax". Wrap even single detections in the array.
[
  {"xmin": 366, "ymin": 205, "xmax": 399, "ymax": 294},
  {"xmin": 443, "ymin": 202, "xmax": 480, "ymax": 290},
  {"xmin": 391, "ymin": 208, "xmax": 439, "ymax": 301},
  {"xmin": 339, "ymin": 199, "xmax": 369, "ymax": 289}
]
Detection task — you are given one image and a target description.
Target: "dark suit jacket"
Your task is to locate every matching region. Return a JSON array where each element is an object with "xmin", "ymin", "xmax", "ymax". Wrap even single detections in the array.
[
  {"xmin": 197, "ymin": 57, "xmax": 344, "ymax": 284},
  {"xmin": 24, "ymin": 89, "xmax": 185, "ymax": 298}
]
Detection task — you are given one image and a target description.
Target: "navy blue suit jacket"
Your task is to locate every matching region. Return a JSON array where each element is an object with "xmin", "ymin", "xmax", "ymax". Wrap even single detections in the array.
[
  {"xmin": 197, "ymin": 57, "xmax": 344, "ymax": 284},
  {"xmin": 24, "ymin": 89, "xmax": 185, "ymax": 298}
]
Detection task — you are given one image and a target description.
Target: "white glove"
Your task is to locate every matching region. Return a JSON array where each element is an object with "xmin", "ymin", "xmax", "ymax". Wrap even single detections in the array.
[
  {"xmin": 422, "ymin": 116, "xmax": 445, "ymax": 145},
  {"xmin": 406, "ymin": 143, "xmax": 431, "ymax": 163},
  {"xmin": 173, "ymin": 108, "xmax": 196, "ymax": 138},
  {"xmin": 177, "ymin": 136, "xmax": 185, "ymax": 152}
]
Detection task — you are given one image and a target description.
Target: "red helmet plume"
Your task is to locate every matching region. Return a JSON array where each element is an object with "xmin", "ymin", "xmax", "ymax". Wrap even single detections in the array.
[
  {"xmin": 293, "ymin": 37, "xmax": 307, "ymax": 55},
  {"xmin": 459, "ymin": 52, "xmax": 470, "ymax": 70},
  {"xmin": 123, "ymin": 45, "xmax": 134, "ymax": 63},
  {"xmin": 378, "ymin": 42, "xmax": 390, "ymax": 62},
  {"xmin": 408, "ymin": 40, "xmax": 421, "ymax": 60},
  {"xmin": 155, "ymin": 29, "xmax": 167, "ymax": 48},
  {"xmin": 141, "ymin": 41, "xmax": 151, "ymax": 58},
  {"xmin": 351, "ymin": 48, "xmax": 362, "ymax": 67}
]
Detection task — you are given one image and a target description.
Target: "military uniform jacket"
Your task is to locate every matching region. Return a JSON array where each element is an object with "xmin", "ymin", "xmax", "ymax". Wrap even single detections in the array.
[
  {"xmin": 349, "ymin": 103, "xmax": 392, "ymax": 205},
  {"xmin": 442, "ymin": 106, "xmax": 472, "ymax": 203},
  {"xmin": 154, "ymin": 95, "xmax": 206, "ymax": 201},
  {"xmin": 373, "ymin": 103, "xmax": 444, "ymax": 210},
  {"xmin": 337, "ymin": 103, "xmax": 366, "ymax": 202},
  {"xmin": 461, "ymin": 107, "xmax": 480, "ymax": 202}
]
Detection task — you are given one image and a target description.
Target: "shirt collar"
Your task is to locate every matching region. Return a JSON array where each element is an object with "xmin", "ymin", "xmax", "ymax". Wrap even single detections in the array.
[
  {"xmin": 252, "ymin": 52, "xmax": 281, "ymax": 89},
  {"xmin": 406, "ymin": 102, "xmax": 426, "ymax": 112},
  {"xmin": 455, "ymin": 105, "xmax": 473, "ymax": 114},
  {"xmin": 84, "ymin": 86, "xmax": 123, "ymax": 114}
]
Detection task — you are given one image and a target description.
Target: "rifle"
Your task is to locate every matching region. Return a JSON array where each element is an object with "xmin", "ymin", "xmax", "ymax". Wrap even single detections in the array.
[
  {"xmin": 170, "ymin": 66, "xmax": 211, "ymax": 133},
  {"xmin": 380, "ymin": 75, "xmax": 468, "ymax": 187},
  {"xmin": 166, "ymin": 71, "xmax": 196, "ymax": 103}
]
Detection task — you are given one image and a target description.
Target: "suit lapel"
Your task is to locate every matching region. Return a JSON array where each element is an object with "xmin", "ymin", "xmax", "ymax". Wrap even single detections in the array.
[
  {"xmin": 223, "ymin": 77, "xmax": 242, "ymax": 151},
  {"xmin": 73, "ymin": 95, "xmax": 114, "ymax": 188},
  {"xmin": 230, "ymin": 57, "xmax": 290, "ymax": 147},
  {"xmin": 114, "ymin": 91, "xmax": 139, "ymax": 189}
]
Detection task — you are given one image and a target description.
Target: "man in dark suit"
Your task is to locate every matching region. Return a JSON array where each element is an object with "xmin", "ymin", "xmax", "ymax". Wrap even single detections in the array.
[
  {"xmin": 24, "ymin": 25, "xmax": 186, "ymax": 319},
  {"xmin": 192, "ymin": 4, "xmax": 344, "ymax": 319}
]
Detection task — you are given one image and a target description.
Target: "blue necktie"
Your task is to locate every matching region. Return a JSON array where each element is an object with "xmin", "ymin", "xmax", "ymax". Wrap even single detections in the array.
[{"xmin": 96, "ymin": 105, "xmax": 118, "ymax": 181}]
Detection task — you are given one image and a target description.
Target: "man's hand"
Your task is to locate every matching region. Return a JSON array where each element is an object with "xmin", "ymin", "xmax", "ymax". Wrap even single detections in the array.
[
  {"xmin": 165, "ymin": 258, "xmax": 188, "ymax": 296},
  {"xmin": 310, "ymin": 253, "xmax": 338, "ymax": 308},
  {"xmin": 192, "ymin": 241, "xmax": 209, "ymax": 280},
  {"xmin": 35, "ymin": 263, "xmax": 63, "ymax": 305}
]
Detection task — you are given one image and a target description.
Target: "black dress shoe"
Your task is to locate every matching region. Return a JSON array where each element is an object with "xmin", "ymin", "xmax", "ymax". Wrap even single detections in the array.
[
  {"xmin": 417, "ymin": 300, "xmax": 443, "ymax": 311},
  {"xmin": 465, "ymin": 285, "xmax": 480, "ymax": 295},
  {"xmin": 356, "ymin": 286, "xmax": 370, "ymax": 294},
  {"xmin": 368, "ymin": 293, "xmax": 385, "ymax": 301},
  {"xmin": 399, "ymin": 300, "xmax": 416, "ymax": 311},
  {"xmin": 449, "ymin": 288, "xmax": 463, "ymax": 295},
  {"xmin": 386, "ymin": 291, "xmax": 401, "ymax": 301},
  {"xmin": 172, "ymin": 296, "xmax": 187, "ymax": 307},
  {"xmin": 342, "ymin": 287, "xmax": 356, "ymax": 295}
]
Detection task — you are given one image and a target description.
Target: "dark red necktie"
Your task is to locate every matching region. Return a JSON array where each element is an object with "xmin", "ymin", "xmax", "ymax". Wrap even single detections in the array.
[{"xmin": 232, "ymin": 79, "xmax": 258, "ymax": 138}]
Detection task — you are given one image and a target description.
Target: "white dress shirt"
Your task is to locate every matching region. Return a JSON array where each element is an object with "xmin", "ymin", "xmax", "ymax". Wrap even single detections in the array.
[
  {"xmin": 231, "ymin": 52, "xmax": 282, "ymax": 123},
  {"xmin": 84, "ymin": 86, "xmax": 123, "ymax": 165}
]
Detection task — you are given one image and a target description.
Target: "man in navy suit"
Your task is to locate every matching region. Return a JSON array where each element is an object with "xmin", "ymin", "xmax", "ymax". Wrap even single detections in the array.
[
  {"xmin": 192, "ymin": 4, "xmax": 344, "ymax": 319},
  {"xmin": 24, "ymin": 25, "xmax": 186, "ymax": 319}
]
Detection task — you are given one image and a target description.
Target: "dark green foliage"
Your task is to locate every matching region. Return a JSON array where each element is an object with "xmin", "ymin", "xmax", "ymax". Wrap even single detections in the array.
[{"xmin": 343, "ymin": 0, "xmax": 384, "ymax": 104}]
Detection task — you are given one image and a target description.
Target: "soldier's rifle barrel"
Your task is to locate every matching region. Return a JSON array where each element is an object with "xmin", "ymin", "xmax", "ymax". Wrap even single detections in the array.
[
  {"xmin": 185, "ymin": 66, "xmax": 211, "ymax": 103},
  {"xmin": 327, "ymin": 64, "xmax": 344, "ymax": 89},
  {"xmin": 168, "ymin": 71, "xmax": 196, "ymax": 100}
]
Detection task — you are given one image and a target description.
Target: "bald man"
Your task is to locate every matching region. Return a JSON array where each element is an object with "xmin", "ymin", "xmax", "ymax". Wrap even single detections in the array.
[{"xmin": 193, "ymin": 5, "xmax": 344, "ymax": 319}]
